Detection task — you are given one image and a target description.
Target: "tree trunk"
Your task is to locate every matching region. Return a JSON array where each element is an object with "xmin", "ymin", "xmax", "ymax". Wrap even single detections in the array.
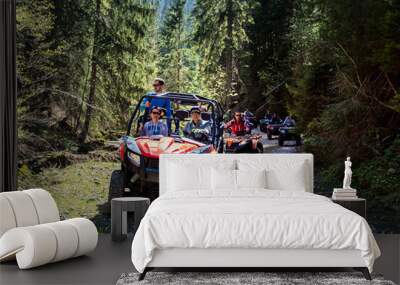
[
  {"xmin": 225, "ymin": 0, "xmax": 234, "ymax": 106},
  {"xmin": 79, "ymin": 0, "xmax": 100, "ymax": 144},
  {"xmin": 177, "ymin": 31, "xmax": 181, "ymax": 92},
  {"xmin": 75, "ymin": 53, "xmax": 92, "ymax": 133}
]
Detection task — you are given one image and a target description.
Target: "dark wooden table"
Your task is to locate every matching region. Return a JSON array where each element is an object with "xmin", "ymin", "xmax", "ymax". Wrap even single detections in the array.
[{"xmin": 331, "ymin": 198, "xmax": 366, "ymax": 218}]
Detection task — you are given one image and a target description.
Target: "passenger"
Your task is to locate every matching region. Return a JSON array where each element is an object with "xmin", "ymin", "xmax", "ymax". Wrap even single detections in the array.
[
  {"xmin": 183, "ymin": 107, "xmax": 211, "ymax": 137},
  {"xmin": 270, "ymin": 113, "xmax": 281, "ymax": 124},
  {"xmin": 264, "ymin": 110, "xmax": 272, "ymax": 120},
  {"xmin": 224, "ymin": 111, "xmax": 251, "ymax": 136},
  {"xmin": 140, "ymin": 107, "xmax": 168, "ymax": 137},
  {"xmin": 283, "ymin": 115, "xmax": 296, "ymax": 127}
]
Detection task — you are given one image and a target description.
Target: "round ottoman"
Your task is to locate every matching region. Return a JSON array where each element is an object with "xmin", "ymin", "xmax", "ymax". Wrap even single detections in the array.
[{"xmin": 111, "ymin": 197, "xmax": 150, "ymax": 241}]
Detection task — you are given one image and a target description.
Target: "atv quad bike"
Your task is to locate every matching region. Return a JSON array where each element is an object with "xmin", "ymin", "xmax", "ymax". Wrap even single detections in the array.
[
  {"xmin": 223, "ymin": 132, "xmax": 263, "ymax": 153},
  {"xmin": 278, "ymin": 123, "xmax": 302, "ymax": 146},
  {"xmin": 266, "ymin": 120, "xmax": 283, "ymax": 140},
  {"xmin": 109, "ymin": 92, "xmax": 224, "ymax": 202}
]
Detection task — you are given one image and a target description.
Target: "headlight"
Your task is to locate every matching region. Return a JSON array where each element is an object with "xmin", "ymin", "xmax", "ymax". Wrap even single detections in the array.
[
  {"xmin": 280, "ymin": 129, "xmax": 286, "ymax": 133},
  {"xmin": 239, "ymin": 141, "xmax": 247, "ymax": 146},
  {"xmin": 128, "ymin": 152, "xmax": 140, "ymax": 164}
]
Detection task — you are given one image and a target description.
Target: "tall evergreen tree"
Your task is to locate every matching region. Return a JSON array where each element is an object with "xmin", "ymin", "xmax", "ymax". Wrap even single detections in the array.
[
  {"xmin": 80, "ymin": 0, "xmax": 101, "ymax": 144},
  {"xmin": 16, "ymin": 0, "xmax": 157, "ymax": 149},
  {"xmin": 51, "ymin": 0, "xmax": 93, "ymax": 133},
  {"xmin": 16, "ymin": 0, "xmax": 61, "ymax": 155},
  {"xmin": 242, "ymin": 0, "xmax": 294, "ymax": 114},
  {"xmin": 159, "ymin": 0, "xmax": 186, "ymax": 92},
  {"xmin": 192, "ymin": 0, "xmax": 253, "ymax": 105},
  {"xmin": 79, "ymin": 0, "xmax": 157, "ymax": 143},
  {"xmin": 158, "ymin": 0, "xmax": 202, "ymax": 93}
]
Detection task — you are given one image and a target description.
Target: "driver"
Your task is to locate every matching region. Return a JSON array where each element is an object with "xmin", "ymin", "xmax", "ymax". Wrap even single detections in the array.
[
  {"xmin": 183, "ymin": 107, "xmax": 211, "ymax": 138},
  {"xmin": 270, "ymin": 113, "xmax": 281, "ymax": 124},
  {"xmin": 140, "ymin": 106, "xmax": 168, "ymax": 137},
  {"xmin": 224, "ymin": 111, "xmax": 251, "ymax": 136}
]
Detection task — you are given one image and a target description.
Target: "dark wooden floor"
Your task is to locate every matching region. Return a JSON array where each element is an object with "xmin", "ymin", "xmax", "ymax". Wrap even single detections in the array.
[
  {"xmin": 0, "ymin": 234, "xmax": 399, "ymax": 285},
  {"xmin": 0, "ymin": 234, "xmax": 134, "ymax": 285}
]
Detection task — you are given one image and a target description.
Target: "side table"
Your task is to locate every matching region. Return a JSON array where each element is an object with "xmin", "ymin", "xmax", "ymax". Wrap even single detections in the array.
[
  {"xmin": 111, "ymin": 197, "xmax": 150, "ymax": 241},
  {"xmin": 331, "ymin": 198, "xmax": 366, "ymax": 218}
]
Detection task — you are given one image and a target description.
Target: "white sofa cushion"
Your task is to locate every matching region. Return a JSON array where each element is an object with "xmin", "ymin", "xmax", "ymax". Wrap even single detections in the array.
[
  {"xmin": 0, "ymin": 218, "xmax": 98, "ymax": 269},
  {"xmin": 42, "ymin": 221, "xmax": 79, "ymax": 262},
  {"xmin": 24, "ymin": 189, "xmax": 60, "ymax": 224},
  {"xmin": 0, "ymin": 196, "xmax": 17, "ymax": 237},
  {"xmin": 0, "ymin": 191, "xmax": 40, "ymax": 227},
  {"xmin": 238, "ymin": 159, "xmax": 308, "ymax": 192},
  {"xmin": 236, "ymin": 169, "xmax": 267, "ymax": 189},
  {"xmin": 0, "ymin": 189, "xmax": 60, "ymax": 237},
  {"xmin": 64, "ymin": 218, "xmax": 98, "ymax": 257},
  {"xmin": 167, "ymin": 160, "xmax": 236, "ymax": 192}
]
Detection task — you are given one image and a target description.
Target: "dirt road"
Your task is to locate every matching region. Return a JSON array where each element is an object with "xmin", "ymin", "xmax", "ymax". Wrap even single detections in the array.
[{"xmin": 253, "ymin": 128, "xmax": 303, "ymax": 154}]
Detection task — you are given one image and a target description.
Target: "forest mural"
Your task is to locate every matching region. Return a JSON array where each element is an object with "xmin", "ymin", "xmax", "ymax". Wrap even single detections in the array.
[{"xmin": 16, "ymin": 0, "xmax": 400, "ymax": 233}]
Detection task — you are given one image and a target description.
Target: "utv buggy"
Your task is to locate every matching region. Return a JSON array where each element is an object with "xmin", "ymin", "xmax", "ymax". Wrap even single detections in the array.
[{"xmin": 109, "ymin": 92, "xmax": 224, "ymax": 201}]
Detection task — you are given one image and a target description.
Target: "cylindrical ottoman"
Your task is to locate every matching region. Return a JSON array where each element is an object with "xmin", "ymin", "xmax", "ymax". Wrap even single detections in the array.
[{"xmin": 111, "ymin": 197, "xmax": 150, "ymax": 242}]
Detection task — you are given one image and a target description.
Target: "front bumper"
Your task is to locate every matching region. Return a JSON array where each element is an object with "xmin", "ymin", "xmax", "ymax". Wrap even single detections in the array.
[{"xmin": 125, "ymin": 154, "xmax": 159, "ymax": 183}]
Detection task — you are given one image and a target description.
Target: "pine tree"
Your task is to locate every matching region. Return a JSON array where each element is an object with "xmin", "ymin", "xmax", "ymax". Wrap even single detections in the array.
[
  {"xmin": 242, "ymin": 0, "xmax": 294, "ymax": 114},
  {"xmin": 192, "ymin": 0, "xmax": 253, "ymax": 105},
  {"xmin": 158, "ymin": 0, "xmax": 202, "ymax": 94},
  {"xmin": 80, "ymin": 0, "xmax": 157, "ymax": 143},
  {"xmin": 16, "ymin": 0, "xmax": 61, "ymax": 155},
  {"xmin": 159, "ymin": 0, "xmax": 187, "ymax": 92},
  {"xmin": 16, "ymin": 0, "xmax": 158, "ymax": 149},
  {"xmin": 80, "ymin": 0, "xmax": 101, "ymax": 144}
]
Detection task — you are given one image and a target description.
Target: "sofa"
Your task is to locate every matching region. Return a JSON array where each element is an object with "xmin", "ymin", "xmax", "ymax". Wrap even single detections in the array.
[{"xmin": 0, "ymin": 188, "xmax": 98, "ymax": 269}]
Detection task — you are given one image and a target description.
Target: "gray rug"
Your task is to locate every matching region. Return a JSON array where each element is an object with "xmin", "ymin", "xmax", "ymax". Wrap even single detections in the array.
[{"xmin": 116, "ymin": 272, "xmax": 396, "ymax": 285}]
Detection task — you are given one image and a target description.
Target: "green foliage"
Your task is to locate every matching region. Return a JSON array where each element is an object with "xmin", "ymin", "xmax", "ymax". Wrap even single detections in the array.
[
  {"xmin": 192, "ymin": 0, "xmax": 251, "ymax": 66},
  {"xmin": 289, "ymin": 0, "xmax": 400, "ymax": 162},
  {"xmin": 16, "ymin": 0, "xmax": 58, "ymax": 117},
  {"xmin": 158, "ymin": 0, "xmax": 194, "ymax": 92},
  {"xmin": 316, "ymin": 138, "xmax": 400, "ymax": 233},
  {"xmin": 16, "ymin": 0, "xmax": 158, "ymax": 154},
  {"xmin": 192, "ymin": 0, "xmax": 254, "ymax": 106},
  {"xmin": 285, "ymin": 0, "xmax": 400, "ymax": 233},
  {"xmin": 91, "ymin": 0, "xmax": 157, "ymax": 129},
  {"xmin": 242, "ymin": 0, "xmax": 294, "ymax": 113}
]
